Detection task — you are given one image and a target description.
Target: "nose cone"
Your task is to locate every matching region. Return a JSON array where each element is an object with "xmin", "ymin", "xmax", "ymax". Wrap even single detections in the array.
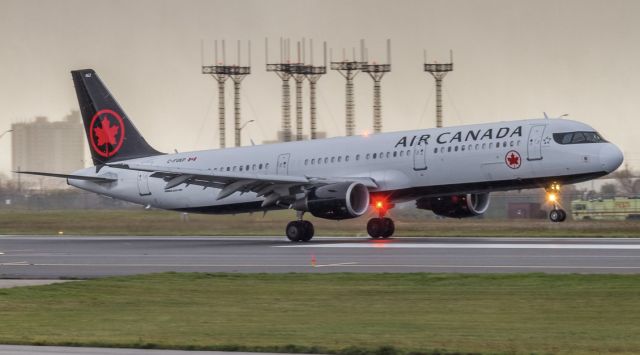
[{"xmin": 600, "ymin": 144, "xmax": 624, "ymax": 173}]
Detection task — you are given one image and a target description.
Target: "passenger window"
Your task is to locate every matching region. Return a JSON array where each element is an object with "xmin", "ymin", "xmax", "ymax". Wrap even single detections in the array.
[
  {"xmin": 355, "ymin": 154, "xmax": 360, "ymax": 161},
  {"xmin": 475, "ymin": 144, "xmax": 479, "ymax": 150},
  {"xmin": 252, "ymin": 164, "xmax": 256, "ymax": 170},
  {"xmin": 331, "ymin": 157, "xmax": 335, "ymax": 163},
  {"xmin": 379, "ymin": 152, "xmax": 384, "ymax": 158},
  {"xmin": 454, "ymin": 146, "xmax": 459, "ymax": 152},
  {"xmin": 265, "ymin": 163, "xmax": 270, "ymax": 169},
  {"xmin": 338, "ymin": 156, "xmax": 342, "ymax": 162},
  {"xmin": 226, "ymin": 167, "xmax": 230, "ymax": 171},
  {"xmin": 407, "ymin": 150, "xmax": 411, "ymax": 156},
  {"xmin": 510, "ymin": 141, "xmax": 514, "ymax": 147},
  {"xmin": 489, "ymin": 143, "xmax": 493, "ymax": 148},
  {"xmin": 440, "ymin": 147, "xmax": 444, "ymax": 153},
  {"xmin": 393, "ymin": 151, "xmax": 397, "ymax": 157},
  {"xmin": 304, "ymin": 159, "xmax": 308, "ymax": 165},
  {"xmin": 233, "ymin": 166, "xmax": 237, "ymax": 172},
  {"xmin": 239, "ymin": 166, "xmax": 243, "ymax": 172},
  {"xmin": 461, "ymin": 145, "xmax": 465, "ymax": 151},
  {"xmin": 373, "ymin": 153, "xmax": 377, "ymax": 159},
  {"xmin": 434, "ymin": 148, "xmax": 438, "ymax": 154},
  {"xmin": 311, "ymin": 158, "xmax": 315, "ymax": 165},
  {"xmin": 447, "ymin": 146, "xmax": 452, "ymax": 152},
  {"xmin": 366, "ymin": 153, "xmax": 370, "ymax": 160},
  {"xmin": 324, "ymin": 157, "xmax": 328, "ymax": 164},
  {"xmin": 345, "ymin": 155, "xmax": 350, "ymax": 162},
  {"xmin": 259, "ymin": 164, "xmax": 263, "ymax": 170},
  {"xmin": 386, "ymin": 152, "xmax": 390, "ymax": 158},
  {"xmin": 400, "ymin": 151, "xmax": 404, "ymax": 157},
  {"xmin": 482, "ymin": 143, "xmax": 486, "ymax": 149}
]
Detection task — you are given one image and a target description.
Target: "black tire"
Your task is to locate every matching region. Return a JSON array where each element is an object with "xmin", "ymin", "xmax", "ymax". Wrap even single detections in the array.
[
  {"xmin": 367, "ymin": 218, "xmax": 383, "ymax": 239},
  {"xmin": 381, "ymin": 218, "xmax": 395, "ymax": 238},
  {"xmin": 549, "ymin": 210, "xmax": 560, "ymax": 223},
  {"xmin": 286, "ymin": 221, "xmax": 303, "ymax": 242},
  {"xmin": 301, "ymin": 221, "xmax": 314, "ymax": 242},
  {"xmin": 557, "ymin": 209, "xmax": 567, "ymax": 222}
]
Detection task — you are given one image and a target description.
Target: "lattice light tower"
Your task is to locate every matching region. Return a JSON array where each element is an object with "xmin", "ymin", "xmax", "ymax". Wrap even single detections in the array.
[
  {"xmin": 202, "ymin": 40, "xmax": 230, "ymax": 148},
  {"xmin": 266, "ymin": 38, "xmax": 293, "ymax": 142},
  {"xmin": 228, "ymin": 40, "xmax": 251, "ymax": 147},
  {"xmin": 290, "ymin": 41, "xmax": 307, "ymax": 141},
  {"xmin": 424, "ymin": 50, "xmax": 453, "ymax": 128},
  {"xmin": 304, "ymin": 40, "xmax": 327, "ymax": 140},
  {"xmin": 361, "ymin": 39, "xmax": 391, "ymax": 133},
  {"xmin": 331, "ymin": 43, "xmax": 366, "ymax": 136}
]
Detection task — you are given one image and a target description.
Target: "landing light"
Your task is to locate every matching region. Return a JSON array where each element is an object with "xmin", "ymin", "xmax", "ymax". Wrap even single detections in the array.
[
  {"xmin": 548, "ymin": 193, "xmax": 557, "ymax": 202},
  {"xmin": 376, "ymin": 201, "xmax": 384, "ymax": 209}
]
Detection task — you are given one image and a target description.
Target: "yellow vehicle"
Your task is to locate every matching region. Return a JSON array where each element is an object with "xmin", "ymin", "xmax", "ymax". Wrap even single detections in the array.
[{"xmin": 571, "ymin": 197, "xmax": 640, "ymax": 220}]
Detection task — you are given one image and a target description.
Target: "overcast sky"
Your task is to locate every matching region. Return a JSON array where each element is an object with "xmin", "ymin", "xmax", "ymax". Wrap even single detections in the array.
[{"xmin": 1, "ymin": 0, "xmax": 639, "ymax": 174}]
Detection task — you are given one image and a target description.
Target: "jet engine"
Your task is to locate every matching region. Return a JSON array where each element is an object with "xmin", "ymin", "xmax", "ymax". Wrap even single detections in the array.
[
  {"xmin": 294, "ymin": 182, "xmax": 370, "ymax": 220},
  {"xmin": 416, "ymin": 193, "xmax": 490, "ymax": 218}
]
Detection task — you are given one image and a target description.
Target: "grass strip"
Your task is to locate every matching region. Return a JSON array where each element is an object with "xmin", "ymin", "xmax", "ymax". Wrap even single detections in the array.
[
  {"xmin": 1, "ymin": 209, "xmax": 640, "ymax": 237},
  {"xmin": 1, "ymin": 273, "xmax": 639, "ymax": 354}
]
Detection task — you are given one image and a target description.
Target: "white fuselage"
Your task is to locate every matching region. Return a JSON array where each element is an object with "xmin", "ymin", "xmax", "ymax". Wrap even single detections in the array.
[{"xmin": 68, "ymin": 118, "xmax": 622, "ymax": 214}]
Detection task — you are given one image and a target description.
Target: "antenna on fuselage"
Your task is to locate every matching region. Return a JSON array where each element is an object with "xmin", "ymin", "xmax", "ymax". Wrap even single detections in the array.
[{"xmin": 543, "ymin": 112, "xmax": 549, "ymax": 119}]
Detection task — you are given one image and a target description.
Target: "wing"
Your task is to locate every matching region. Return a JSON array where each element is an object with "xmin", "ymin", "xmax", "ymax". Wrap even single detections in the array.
[
  {"xmin": 13, "ymin": 171, "xmax": 117, "ymax": 183},
  {"xmin": 107, "ymin": 163, "xmax": 377, "ymax": 207}
]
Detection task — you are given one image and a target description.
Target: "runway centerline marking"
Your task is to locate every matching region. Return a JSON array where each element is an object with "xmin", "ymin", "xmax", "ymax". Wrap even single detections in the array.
[{"xmin": 277, "ymin": 243, "xmax": 640, "ymax": 250}]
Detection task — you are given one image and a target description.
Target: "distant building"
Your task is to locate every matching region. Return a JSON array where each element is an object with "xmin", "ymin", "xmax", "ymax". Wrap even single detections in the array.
[
  {"xmin": 263, "ymin": 130, "xmax": 328, "ymax": 144},
  {"xmin": 12, "ymin": 111, "xmax": 85, "ymax": 189}
]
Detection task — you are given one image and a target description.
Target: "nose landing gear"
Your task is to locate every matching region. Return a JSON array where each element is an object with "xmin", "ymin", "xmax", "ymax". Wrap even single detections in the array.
[{"xmin": 546, "ymin": 182, "xmax": 567, "ymax": 223}]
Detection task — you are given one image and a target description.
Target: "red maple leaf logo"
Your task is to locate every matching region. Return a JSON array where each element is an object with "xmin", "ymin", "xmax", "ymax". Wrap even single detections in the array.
[
  {"xmin": 93, "ymin": 117, "xmax": 119, "ymax": 147},
  {"xmin": 507, "ymin": 153, "xmax": 520, "ymax": 166}
]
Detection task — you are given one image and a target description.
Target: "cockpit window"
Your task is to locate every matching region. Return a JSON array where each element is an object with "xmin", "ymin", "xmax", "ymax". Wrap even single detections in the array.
[{"xmin": 553, "ymin": 131, "xmax": 607, "ymax": 145}]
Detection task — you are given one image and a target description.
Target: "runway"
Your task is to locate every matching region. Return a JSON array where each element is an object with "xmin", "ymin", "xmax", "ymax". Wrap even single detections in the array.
[{"xmin": 1, "ymin": 236, "xmax": 640, "ymax": 278}]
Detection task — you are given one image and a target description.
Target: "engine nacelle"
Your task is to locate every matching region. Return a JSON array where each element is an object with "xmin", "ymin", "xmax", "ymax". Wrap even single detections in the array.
[
  {"xmin": 294, "ymin": 182, "xmax": 370, "ymax": 220},
  {"xmin": 416, "ymin": 193, "xmax": 490, "ymax": 218}
]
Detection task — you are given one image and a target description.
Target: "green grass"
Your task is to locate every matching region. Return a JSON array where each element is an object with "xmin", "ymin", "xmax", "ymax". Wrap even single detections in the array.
[
  {"xmin": 1, "ymin": 273, "xmax": 640, "ymax": 354},
  {"xmin": 1, "ymin": 209, "xmax": 640, "ymax": 237}
]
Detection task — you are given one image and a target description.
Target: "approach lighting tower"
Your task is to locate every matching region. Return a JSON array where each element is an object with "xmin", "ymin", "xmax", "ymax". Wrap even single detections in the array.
[
  {"xmin": 423, "ymin": 50, "xmax": 453, "ymax": 128},
  {"xmin": 361, "ymin": 39, "xmax": 391, "ymax": 133},
  {"xmin": 266, "ymin": 38, "xmax": 293, "ymax": 142},
  {"xmin": 304, "ymin": 40, "xmax": 327, "ymax": 140},
  {"xmin": 290, "ymin": 40, "xmax": 307, "ymax": 141},
  {"xmin": 202, "ymin": 40, "xmax": 232, "ymax": 148},
  {"xmin": 228, "ymin": 40, "xmax": 251, "ymax": 147},
  {"xmin": 331, "ymin": 42, "xmax": 367, "ymax": 136}
]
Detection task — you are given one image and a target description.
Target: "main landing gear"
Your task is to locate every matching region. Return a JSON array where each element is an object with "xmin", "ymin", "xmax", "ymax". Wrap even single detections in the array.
[
  {"xmin": 286, "ymin": 211, "xmax": 314, "ymax": 242},
  {"xmin": 367, "ymin": 199, "xmax": 395, "ymax": 239},
  {"xmin": 546, "ymin": 182, "xmax": 567, "ymax": 223}
]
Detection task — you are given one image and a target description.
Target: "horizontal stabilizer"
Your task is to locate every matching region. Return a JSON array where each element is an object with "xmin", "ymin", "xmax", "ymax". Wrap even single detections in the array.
[{"xmin": 13, "ymin": 171, "xmax": 116, "ymax": 183}]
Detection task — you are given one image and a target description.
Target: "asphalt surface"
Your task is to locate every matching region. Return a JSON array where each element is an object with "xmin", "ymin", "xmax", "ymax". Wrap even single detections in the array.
[
  {"xmin": 0, "ymin": 345, "xmax": 307, "ymax": 355},
  {"xmin": 1, "ymin": 236, "xmax": 640, "ymax": 278}
]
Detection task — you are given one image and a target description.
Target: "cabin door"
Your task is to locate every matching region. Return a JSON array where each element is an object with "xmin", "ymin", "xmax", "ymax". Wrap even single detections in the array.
[
  {"xmin": 413, "ymin": 140, "xmax": 428, "ymax": 171},
  {"xmin": 527, "ymin": 125, "xmax": 546, "ymax": 161},
  {"xmin": 277, "ymin": 153, "xmax": 290, "ymax": 175},
  {"xmin": 137, "ymin": 172, "xmax": 151, "ymax": 196}
]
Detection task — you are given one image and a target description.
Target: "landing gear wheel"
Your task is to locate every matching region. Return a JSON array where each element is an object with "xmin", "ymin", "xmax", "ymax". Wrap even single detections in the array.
[
  {"xmin": 557, "ymin": 209, "xmax": 567, "ymax": 222},
  {"xmin": 367, "ymin": 218, "xmax": 383, "ymax": 239},
  {"xmin": 301, "ymin": 221, "xmax": 314, "ymax": 242},
  {"xmin": 286, "ymin": 221, "xmax": 304, "ymax": 242},
  {"xmin": 381, "ymin": 218, "xmax": 395, "ymax": 238},
  {"xmin": 549, "ymin": 209, "xmax": 567, "ymax": 223}
]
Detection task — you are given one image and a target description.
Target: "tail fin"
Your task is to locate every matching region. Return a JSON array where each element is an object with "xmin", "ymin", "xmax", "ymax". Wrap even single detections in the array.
[{"xmin": 72, "ymin": 69, "xmax": 163, "ymax": 165}]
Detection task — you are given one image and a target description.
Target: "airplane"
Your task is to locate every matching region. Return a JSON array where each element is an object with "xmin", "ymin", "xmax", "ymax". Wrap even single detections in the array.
[{"xmin": 18, "ymin": 69, "xmax": 624, "ymax": 242}]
